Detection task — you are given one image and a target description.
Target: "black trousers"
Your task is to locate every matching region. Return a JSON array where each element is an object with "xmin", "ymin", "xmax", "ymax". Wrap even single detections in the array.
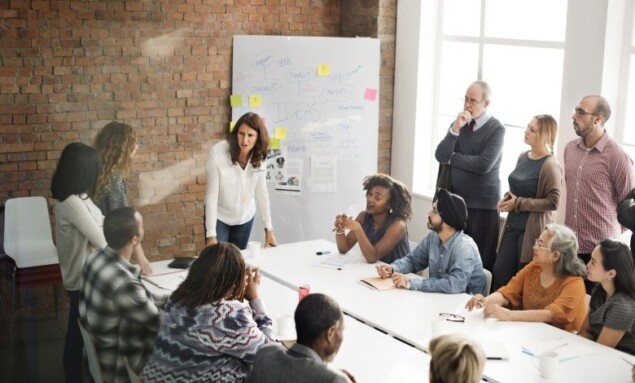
[
  {"xmin": 492, "ymin": 226, "xmax": 524, "ymax": 291},
  {"xmin": 465, "ymin": 207, "xmax": 500, "ymax": 271},
  {"xmin": 63, "ymin": 290, "xmax": 83, "ymax": 383}
]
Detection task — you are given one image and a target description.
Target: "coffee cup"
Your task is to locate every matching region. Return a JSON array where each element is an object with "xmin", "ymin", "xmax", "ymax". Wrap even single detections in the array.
[
  {"xmin": 533, "ymin": 351, "xmax": 559, "ymax": 379},
  {"xmin": 248, "ymin": 241, "xmax": 261, "ymax": 258},
  {"xmin": 275, "ymin": 314, "xmax": 295, "ymax": 340}
]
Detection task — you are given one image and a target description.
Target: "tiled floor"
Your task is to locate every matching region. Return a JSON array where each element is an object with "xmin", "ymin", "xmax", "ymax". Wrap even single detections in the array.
[{"xmin": 0, "ymin": 289, "xmax": 68, "ymax": 383}]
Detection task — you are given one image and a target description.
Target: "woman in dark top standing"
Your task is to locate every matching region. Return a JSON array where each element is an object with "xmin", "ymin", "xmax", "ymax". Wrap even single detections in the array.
[
  {"xmin": 581, "ymin": 239, "xmax": 635, "ymax": 354},
  {"xmin": 93, "ymin": 121, "xmax": 152, "ymax": 274},
  {"xmin": 493, "ymin": 115, "xmax": 562, "ymax": 290},
  {"xmin": 333, "ymin": 174, "xmax": 411, "ymax": 263}
]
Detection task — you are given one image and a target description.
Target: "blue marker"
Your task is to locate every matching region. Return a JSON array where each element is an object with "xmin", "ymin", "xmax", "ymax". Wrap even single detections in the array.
[{"xmin": 316, "ymin": 250, "xmax": 331, "ymax": 255}]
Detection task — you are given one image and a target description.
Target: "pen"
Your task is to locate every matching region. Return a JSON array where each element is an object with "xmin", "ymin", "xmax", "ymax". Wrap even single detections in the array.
[
  {"xmin": 548, "ymin": 342, "xmax": 568, "ymax": 352},
  {"xmin": 316, "ymin": 250, "xmax": 331, "ymax": 255}
]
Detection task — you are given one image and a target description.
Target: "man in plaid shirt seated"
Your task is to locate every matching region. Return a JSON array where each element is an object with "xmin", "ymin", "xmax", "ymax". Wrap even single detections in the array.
[{"xmin": 79, "ymin": 207, "xmax": 167, "ymax": 383}]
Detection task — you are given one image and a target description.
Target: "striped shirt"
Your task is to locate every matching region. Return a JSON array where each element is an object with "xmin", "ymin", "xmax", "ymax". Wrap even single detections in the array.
[
  {"xmin": 564, "ymin": 133, "xmax": 634, "ymax": 253},
  {"xmin": 79, "ymin": 247, "xmax": 167, "ymax": 383}
]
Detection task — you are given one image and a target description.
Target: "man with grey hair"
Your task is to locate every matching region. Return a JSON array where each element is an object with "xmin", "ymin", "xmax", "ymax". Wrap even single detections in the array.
[
  {"xmin": 435, "ymin": 80, "xmax": 506, "ymax": 271},
  {"xmin": 564, "ymin": 95, "xmax": 634, "ymax": 293}
]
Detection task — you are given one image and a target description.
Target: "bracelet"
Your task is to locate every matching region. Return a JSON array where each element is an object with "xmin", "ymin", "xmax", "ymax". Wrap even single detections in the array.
[{"xmin": 335, "ymin": 230, "xmax": 345, "ymax": 235}]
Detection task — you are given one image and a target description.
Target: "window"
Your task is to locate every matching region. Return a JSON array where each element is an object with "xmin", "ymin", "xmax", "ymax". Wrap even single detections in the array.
[
  {"xmin": 397, "ymin": 0, "xmax": 635, "ymax": 198},
  {"xmin": 621, "ymin": 2, "xmax": 635, "ymax": 160},
  {"xmin": 416, "ymin": 0, "xmax": 567, "ymax": 196}
]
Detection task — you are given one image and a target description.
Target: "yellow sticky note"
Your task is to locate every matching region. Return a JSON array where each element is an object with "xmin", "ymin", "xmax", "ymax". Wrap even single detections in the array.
[
  {"xmin": 317, "ymin": 63, "xmax": 330, "ymax": 76},
  {"xmin": 229, "ymin": 121, "xmax": 236, "ymax": 132},
  {"xmin": 230, "ymin": 94, "xmax": 242, "ymax": 107},
  {"xmin": 249, "ymin": 94, "xmax": 262, "ymax": 107},
  {"xmin": 274, "ymin": 127, "xmax": 287, "ymax": 140},
  {"xmin": 270, "ymin": 138, "xmax": 280, "ymax": 150}
]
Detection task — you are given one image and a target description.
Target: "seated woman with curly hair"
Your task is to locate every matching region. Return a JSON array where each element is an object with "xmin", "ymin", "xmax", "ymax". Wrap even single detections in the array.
[
  {"xmin": 141, "ymin": 243, "xmax": 274, "ymax": 382},
  {"xmin": 333, "ymin": 173, "xmax": 412, "ymax": 263}
]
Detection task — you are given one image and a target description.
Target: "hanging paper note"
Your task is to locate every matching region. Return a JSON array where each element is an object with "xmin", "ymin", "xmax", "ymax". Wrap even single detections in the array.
[
  {"xmin": 317, "ymin": 63, "xmax": 330, "ymax": 76},
  {"xmin": 229, "ymin": 121, "xmax": 236, "ymax": 132},
  {"xmin": 364, "ymin": 88, "xmax": 378, "ymax": 101},
  {"xmin": 270, "ymin": 138, "xmax": 281, "ymax": 150},
  {"xmin": 249, "ymin": 94, "xmax": 262, "ymax": 107},
  {"xmin": 274, "ymin": 127, "xmax": 288, "ymax": 140},
  {"xmin": 230, "ymin": 94, "xmax": 243, "ymax": 107}
]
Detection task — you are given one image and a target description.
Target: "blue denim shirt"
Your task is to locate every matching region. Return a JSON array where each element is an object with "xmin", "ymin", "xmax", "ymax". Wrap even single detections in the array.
[{"xmin": 391, "ymin": 231, "xmax": 486, "ymax": 295}]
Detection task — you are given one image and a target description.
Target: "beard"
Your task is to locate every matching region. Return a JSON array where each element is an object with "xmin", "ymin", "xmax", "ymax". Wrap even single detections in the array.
[
  {"xmin": 427, "ymin": 217, "xmax": 443, "ymax": 233},
  {"xmin": 574, "ymin": 122, "xmax": 592, "ymax": 138}
]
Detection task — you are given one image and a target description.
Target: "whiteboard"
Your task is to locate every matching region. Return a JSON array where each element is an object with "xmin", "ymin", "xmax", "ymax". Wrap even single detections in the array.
[{"xmin": 232, "ymin": 35, "xmax": 379, "ymax": 243}]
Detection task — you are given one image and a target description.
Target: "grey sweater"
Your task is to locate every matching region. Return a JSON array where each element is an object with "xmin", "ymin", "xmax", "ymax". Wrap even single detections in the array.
[{"xmin": 435, "ymin": 117, "xmax": 505, "ymax": 210}]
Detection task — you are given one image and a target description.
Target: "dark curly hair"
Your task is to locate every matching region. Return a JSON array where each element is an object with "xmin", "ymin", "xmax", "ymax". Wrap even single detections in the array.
[
  {"xmin": 362, "ymin": 174, "xmax": 412, "ymax": 221},
  {"xmin": 227, "ymin": 112, "xmax": 270, "ymax": 169},
  {"xmin": 170, "ymin": 242, "xmax": 246, "ymax": 310}
]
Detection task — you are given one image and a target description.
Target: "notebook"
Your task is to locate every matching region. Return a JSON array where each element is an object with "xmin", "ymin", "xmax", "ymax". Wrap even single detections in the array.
[
  {"xmin": 479, "ymin": 340, "xmax": 510, "ymax": 360},
  {"xmin": 168, "ymin": 256, "xmax": 196, "ymax": 269},
  {"xmin": 358, "ymin": 276, "xmax": 396, "ymax": 291}
]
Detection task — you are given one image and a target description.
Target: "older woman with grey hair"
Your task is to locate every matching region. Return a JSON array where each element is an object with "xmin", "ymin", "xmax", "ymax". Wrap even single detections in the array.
[{"xmin": 466, "ymin": 223, "xmax": 587, "ymax": 332}]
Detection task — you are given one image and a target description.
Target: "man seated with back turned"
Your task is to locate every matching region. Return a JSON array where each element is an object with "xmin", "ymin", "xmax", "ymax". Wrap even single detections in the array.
[
  {"xmin": 376, "ymin": 188, "xmax": 487, "ymax": 295},
  {"xmin": 246, "ymin": 293, "xmax": 356, "ymax": 383},
  {"xmin": 79, "ymin": 207, "xmax": 167, "ymax": 383}
]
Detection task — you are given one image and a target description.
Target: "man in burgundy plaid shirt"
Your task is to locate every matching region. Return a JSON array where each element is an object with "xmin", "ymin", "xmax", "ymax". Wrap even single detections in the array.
[{"xmin": 564, "ymin": 95, "xmax": 634, "ymax": 293}]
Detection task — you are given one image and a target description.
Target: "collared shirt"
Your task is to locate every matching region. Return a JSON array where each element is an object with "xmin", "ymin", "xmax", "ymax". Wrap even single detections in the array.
[
  {"xmin": 448, "ymin": 113, "xmax": 492, "ymax": 136},
  {"xmin": 205, "ymin": 140, "xmax": 273, "ymax": 238},
  {"xmin": 564, "ymin": 132, "xmax": 634, "ymax": 253},
  {"xmin": 390, "ymin": 231, "xmax": 486, "ymax": 295},
  {"xmin": 79, "ymin": 247, "xmax": 167, "ymax": 383}
]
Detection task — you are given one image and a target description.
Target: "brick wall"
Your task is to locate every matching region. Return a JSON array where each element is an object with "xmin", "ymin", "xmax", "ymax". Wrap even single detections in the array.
[{"xmin": 0, "ymin": 0, "xmax": 396, "ymax": 262}]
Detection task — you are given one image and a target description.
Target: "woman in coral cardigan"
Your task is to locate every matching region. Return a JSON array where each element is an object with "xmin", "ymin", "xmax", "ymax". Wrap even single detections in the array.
[{"xmin": 466, "ymin": 223, "xmax": 587, "ymax": 333}]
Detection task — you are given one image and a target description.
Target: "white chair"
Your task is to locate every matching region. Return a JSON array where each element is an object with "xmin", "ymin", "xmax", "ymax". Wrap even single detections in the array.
[
  {"xmin": 3, "ymin": 196, "xmax": 62, "ymax": 340},
  {"xmin": 123, "ymin": 357, "xmax": 141, "ymax": 383},
  {"xmin": 483, "ymin": 268, "xmax": 493, "ymax": 295},
  {"xmin": 78, "ymin": 319, "xmax": 104, "ymax": 383}
]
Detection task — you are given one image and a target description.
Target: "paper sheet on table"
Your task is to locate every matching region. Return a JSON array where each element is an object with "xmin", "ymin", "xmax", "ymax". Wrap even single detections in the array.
[
  {"xmin": 521, "ymin": 339, "xmax": 596, "ymax": 361},
  {"xmin": 313, "ymin": 254, "xmax": 358, "ymax": 270},
  {"xmin": 358, "ymin": 276, "xmax": 396, "ymax": 291},
  {"xmin": 143, "ymin": 273, "xmax": 186, "ymax": 291}
]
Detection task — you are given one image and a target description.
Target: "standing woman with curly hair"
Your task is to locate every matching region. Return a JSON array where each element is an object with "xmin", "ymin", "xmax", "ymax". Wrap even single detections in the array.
[
  {"xmin": 205, "ymin": 112, "xmax": 277, "ymax": 250},
  {"xmin": 93, "ymin": 121, "xmax": 152, "ymax": 275},
  {"xmin": 333, "ymin": 174, "xmax": 412, "ymax": 263}
]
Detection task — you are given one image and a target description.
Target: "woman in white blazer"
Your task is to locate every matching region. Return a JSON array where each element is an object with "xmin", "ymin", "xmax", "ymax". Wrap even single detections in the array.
[{"xmin": 205, "ymin": 112, "xmax": 277, "ymax": 249}]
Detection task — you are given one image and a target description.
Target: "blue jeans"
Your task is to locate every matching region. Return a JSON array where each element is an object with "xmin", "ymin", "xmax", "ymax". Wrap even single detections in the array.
[{"xmin": 216, "ymin": 217, "xmax": 254, "ymax": 250}]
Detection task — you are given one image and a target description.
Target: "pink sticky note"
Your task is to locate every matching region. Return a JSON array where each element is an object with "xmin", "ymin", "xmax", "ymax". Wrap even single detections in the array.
[{"xmin": 364, "ymin": 88, "xmax": 377, "ymax": 101}]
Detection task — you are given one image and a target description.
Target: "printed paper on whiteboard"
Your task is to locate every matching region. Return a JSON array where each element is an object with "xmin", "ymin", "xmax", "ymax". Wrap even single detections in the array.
[
  {"xmin": 311, "ymin": 155, "xmax": 337, "ymax": 192},
  {"xmin": 275, "ymin": 157, "xmax": 302, "ymax": 195}
]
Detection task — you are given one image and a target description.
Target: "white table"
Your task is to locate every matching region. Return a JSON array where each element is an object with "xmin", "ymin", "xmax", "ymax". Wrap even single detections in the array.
[
  {"xmin": 242, "ymin": 239, "xmax": 634, "ymax": 383},
  {"xmin": 143, "ymin": 260, "xmax": 431, "ymax": 383}
]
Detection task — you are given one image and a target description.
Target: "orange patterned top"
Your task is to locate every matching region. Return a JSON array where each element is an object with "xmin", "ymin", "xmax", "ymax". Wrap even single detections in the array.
[{"xmin": 497, "ymin": 262, "xmax": 587, "ymax": 332}]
